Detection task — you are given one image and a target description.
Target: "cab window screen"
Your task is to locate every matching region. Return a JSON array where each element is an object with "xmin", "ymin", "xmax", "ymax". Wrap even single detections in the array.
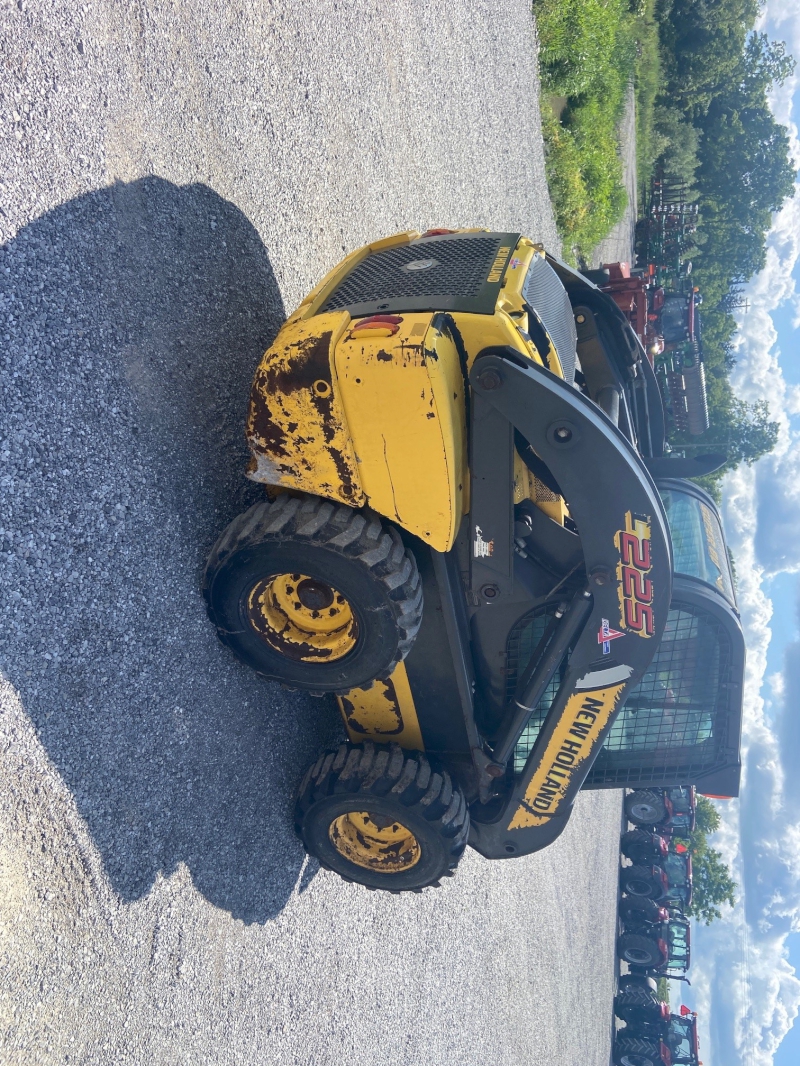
[
  {"xmin": 661, "ymin": 488, "xmax": 735, "ymax": 604},
  {"xmin": 511, "ymin": 603, "xmax": 733, "ymax": 783},
  {"xmin": 603, "ymin": 607, "xmax": 723, "ymax": 753}
]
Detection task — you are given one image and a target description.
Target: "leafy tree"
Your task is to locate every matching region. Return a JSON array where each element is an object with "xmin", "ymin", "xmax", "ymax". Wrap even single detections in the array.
[
  {"xmin": 694, "ymin": 794, "xmax": 721, "ymax": 835},
  {"xmin": 684, "ymin": 836, "xmax": 737, "ymax": 924},
  {"xmin": 675, "ymin": 796, "xmax": 737, "ymax": 925}
]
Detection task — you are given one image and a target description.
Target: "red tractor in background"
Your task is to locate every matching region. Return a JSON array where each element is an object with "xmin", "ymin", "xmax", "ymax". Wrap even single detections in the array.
[
  {"xmin": 614, "ymin": 976, "xmax": 702, "ymax": 1066},
  {"xmin": 625, "ymin": 786, "xmax": 696, "ymax": 837},
  {"xmin": 581, "ymin": 264, "xmax": 709, "ymax": 437}
]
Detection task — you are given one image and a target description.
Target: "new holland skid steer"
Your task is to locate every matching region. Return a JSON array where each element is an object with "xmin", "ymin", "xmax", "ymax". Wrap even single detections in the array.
[{"xmin": 203, "ymin": 229, "xmax": 745, "ymax": 891}]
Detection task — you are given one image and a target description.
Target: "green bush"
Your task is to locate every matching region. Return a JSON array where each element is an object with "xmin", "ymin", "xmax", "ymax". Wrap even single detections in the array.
[
  {"xmin": 543, "ymin": 103, "xmax": 628, "ymax": 260},
  {"xmin": 537, "ymin": 0, "xmax": 637, "ymax": 101},
  {"xmin": 536, "ymin": 0, "xmax": 651, "ymax": 258}
]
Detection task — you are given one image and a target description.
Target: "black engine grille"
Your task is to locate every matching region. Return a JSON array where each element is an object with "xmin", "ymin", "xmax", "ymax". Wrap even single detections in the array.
[{"xmin": 319, "ymin": 233, "xmax": 519, "ymax": 317}]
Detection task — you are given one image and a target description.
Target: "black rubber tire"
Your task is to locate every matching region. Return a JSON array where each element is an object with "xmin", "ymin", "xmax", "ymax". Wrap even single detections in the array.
[
  {"xmin": 622, "ymin": 865, "xmax": 662, "ymax": 899},
  {"xmin": 620, "ymin": 895, "xmax": 663, "ymax": 927},
  {"xmin": 622, "ymin": 829, "xmax": 663, "ymax": 863},
  {"xmin": 294, "ymin": 741, "xmax": 469, "ymax": 891},
  {"xmin": 614, "ymin": 982, "xmax": 662, "ymax": 1025},
  {"xmin": 613, "ymin": 1034, "xmax": 663, "ymax": 1066},
  {"xmin": 625, "ymin": 790, "xmax": 668, "ymax": 826},
  {"xmin": 203, "ymin": 493, "xmax": 423, "ymax": 694},
  {"xmin": 618, "ymin": 974, "xmax": 657, "ymax": 993},
  {"xmin": 617, "ymin": 932, "xmax": 665, "ymax": 969}
]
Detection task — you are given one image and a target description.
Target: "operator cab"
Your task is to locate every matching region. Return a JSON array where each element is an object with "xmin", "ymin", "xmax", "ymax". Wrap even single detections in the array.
[
  {"xmin": 661, "ymin": 852, "xmax": 692, "ymax": 909},
  {"xmin": 665, "ymin": 785, "xmax": 696, "ymax": 833},
  {"xmin": 583, "ymin": 479, "xmax": 744, "ymax": 796},
  {"xmin": 665, "ymin": 1015, "xmax": 699, "ymax": 1065},
  {"xmin": 665, "ymin": 918, "xmax": 691, "ymax": 971}
]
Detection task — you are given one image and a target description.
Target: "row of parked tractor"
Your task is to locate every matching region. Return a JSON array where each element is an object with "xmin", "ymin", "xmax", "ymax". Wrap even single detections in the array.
[{"xmin": 612, "ymin": 786, "xmax": 702, "ymax": 1066}]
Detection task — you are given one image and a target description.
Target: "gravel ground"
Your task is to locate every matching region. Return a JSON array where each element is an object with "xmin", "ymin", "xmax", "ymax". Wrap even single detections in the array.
[{"xmin": 0, "ymin": 2, "xmax": 622, "ymax": 1063}]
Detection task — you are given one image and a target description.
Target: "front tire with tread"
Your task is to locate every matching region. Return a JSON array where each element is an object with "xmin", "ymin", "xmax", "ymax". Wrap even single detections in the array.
[
  {"xmin": 625, "ymin": 789, "xmax": 668, "ymax": 826},
  {"xmin": 295, "ymin": 741, "xmax": 469, "ymax": 891}
]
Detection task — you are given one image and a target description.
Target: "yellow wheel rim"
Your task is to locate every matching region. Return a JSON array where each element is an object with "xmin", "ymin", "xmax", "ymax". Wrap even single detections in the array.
[
  {"xmin": 329, "ymin": 811, "xmax": 422, "ymax": 873},
  {"xmin": 246, "ymin": 573, "xmax": 358, "ymax": 662}
]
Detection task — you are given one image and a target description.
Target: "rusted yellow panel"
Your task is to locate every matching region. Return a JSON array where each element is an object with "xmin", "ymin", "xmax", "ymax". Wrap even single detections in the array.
[
  {"xmin": 334, "ymin": 313, "xmax": 467, "ymax": 551},
  {"xmin": 508, "ymin": 683, "xmax": 626, "ymax": 829},
  {"xmin": 246, "ymin": 313, "xmax": 366, "ymax": 506},
  {"xmin": 336, "ymin": 661, "xmax": 424, "ymax": 751}
]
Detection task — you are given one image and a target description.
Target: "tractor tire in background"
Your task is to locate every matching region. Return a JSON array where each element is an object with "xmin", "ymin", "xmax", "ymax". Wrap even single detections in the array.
[
  {"xmin": 624, "ymin": 790, "xmax": 668, "ymax": 826},
  {"xmin": 621, "ymin": 865, "xmax": 662, "ymax": 899},
  {"xmin": 619, "ymin": 895, "xmax": 664, "ymax": 927},
  {"xmin": 613, "ymin": 1034, "xmax": 663, "ymax": 1066},
  {"xmin": 617, "ymin": 933, "xmax": 665, "ymax": 969},
  {"xmin": 203, "ymin": 493, "xmax": 423, "ymax": 694},
  {"xmin": 614, "ymin": 981, "xmax": 663, "ymax": 1026},
  {"xmin": 621, "ymin": 829, "xmax": 663, "ymax": 864},
  {"xmin": 295, "ymin": 741, "xmax": 469, "ymax": 891}
]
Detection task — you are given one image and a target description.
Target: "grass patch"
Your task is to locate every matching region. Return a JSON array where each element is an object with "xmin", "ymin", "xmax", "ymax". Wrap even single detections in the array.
[
  {"xmin": 542, "ymin": 105, "xmax": 627, "ymax": 257},
  {"xmin": 536, "ymin": 0, "xmax": 659, "ymax": 260},
  {"xmin": 657, "ymin": 978, "xmax": 670, "ymax": 1004}
]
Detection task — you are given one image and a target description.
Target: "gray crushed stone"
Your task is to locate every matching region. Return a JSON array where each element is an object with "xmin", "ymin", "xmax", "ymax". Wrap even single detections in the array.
[{"xmin": 0, "ymin": 1, "xmax": 621, "ymax": 1063}]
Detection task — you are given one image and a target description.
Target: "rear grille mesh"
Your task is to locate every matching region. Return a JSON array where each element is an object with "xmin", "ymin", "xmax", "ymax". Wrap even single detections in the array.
[
  {"xmin": 320, "ymin": 236, "xmax": 506, "ymax": 313},
  {"xmin": 523, "ymin": 254, "xmax": 578, "ymax": 385}
]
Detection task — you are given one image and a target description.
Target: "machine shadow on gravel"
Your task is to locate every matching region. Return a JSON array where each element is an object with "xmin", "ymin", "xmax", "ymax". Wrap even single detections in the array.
[{"xmin": 0, "ymin": 177, "xmax": 342, "ymax": 923}]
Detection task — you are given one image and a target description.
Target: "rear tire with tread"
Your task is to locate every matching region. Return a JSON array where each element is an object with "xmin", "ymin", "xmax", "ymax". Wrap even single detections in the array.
[
  {"xmin": 617, "ymin": 932, "xmax": 665, "ymax": 969},
  {"xmin": 614, "ymin": 982, "xmax": 662, "ymax": 1025},
  {"xmin": 622, "ymin": 865, "xmax": 663, "ymax": 899},
  {"xmin": 622, "ymin": 829, "xmax": 663, "ymax": 863},
  {"xmin": 613, "ymin": 1034, "xmax": 663, "ymax": 1066},
  {"xmin": 203, "ymin": 493, "xmax": 423, "ymax": 694},
  {"xmin": 625, "ymin": 790, "xmax": 668, "ymax": 826}
]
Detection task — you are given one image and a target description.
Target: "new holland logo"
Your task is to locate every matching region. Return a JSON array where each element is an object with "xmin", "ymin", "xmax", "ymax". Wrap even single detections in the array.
[{"xmin": 598, "ymin": 618, "xmax": 625, "ymax": 655}]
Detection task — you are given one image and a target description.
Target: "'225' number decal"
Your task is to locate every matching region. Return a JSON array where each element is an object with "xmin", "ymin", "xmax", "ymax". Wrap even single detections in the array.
[{"xmin": 617, "ymin": 521, "xmax": 655, "ymax": 638}]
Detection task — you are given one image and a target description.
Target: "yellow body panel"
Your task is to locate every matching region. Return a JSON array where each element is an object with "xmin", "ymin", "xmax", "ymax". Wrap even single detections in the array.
[
  {"xmin": 334, "ymin": 314, "xmax": 467, "ymax": 551},
  {"xmin": 244, "ymin": 233, "xmax": 569, "ymax": 544},
  {"xmin": 337, "ymin": 661, "xmax": 424, "ymax": 751},
  {"xmin": 507, "ymin": 683, "xmax": 626, "ymax": 829},
  {"xmin": 245, "ymin": 313, "xmax": 365, "ymax": 506}
]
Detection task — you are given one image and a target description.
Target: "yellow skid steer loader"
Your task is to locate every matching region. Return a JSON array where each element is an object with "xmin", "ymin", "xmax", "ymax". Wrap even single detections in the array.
[{"xmin": 204, "ymin": 230, "xmax": 744, "ymax": 891}]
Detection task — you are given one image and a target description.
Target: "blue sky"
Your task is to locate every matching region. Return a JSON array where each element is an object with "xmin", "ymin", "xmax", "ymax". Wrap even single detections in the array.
[{"xmin": 689, "ymin": 7, "xmax": 800, "ymax": 1063}]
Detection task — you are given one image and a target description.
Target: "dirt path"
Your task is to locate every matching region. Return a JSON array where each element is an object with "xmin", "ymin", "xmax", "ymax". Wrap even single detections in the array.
[
  {"xmin": 588, "ymin": 83, "xmax": 638, "ymax": 268},
  {"xmin": 0, "ymin": 4, "xmax": 621, "ymax": 1064}
]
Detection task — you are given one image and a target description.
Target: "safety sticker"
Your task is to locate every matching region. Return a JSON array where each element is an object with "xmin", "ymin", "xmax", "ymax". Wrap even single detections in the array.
[{"xmin": 473, "ymin": 525, "xmax": 494, "ymax": 558}]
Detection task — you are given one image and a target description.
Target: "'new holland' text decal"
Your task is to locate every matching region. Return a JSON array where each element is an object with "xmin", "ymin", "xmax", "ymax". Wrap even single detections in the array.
[{"xmin": 508, "ymin": 683, "xmax": 626, "ymax": 829}]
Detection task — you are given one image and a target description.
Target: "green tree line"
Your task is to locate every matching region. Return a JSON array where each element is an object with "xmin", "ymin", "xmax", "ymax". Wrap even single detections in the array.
[{"xmin": 650, "ymin": 0, "xmax": 795, "ymax": 482}]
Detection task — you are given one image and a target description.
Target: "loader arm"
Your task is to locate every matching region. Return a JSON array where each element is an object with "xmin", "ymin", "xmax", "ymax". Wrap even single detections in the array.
[{"xmin": 466, "ymin": 350, "xmax": 672, "ymax": 858}]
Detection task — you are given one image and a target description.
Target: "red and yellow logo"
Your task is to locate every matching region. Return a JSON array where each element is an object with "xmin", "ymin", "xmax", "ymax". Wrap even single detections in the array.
[{"xmin": 615, "ymin": 511, "xmax": 654, "ymax": 638}]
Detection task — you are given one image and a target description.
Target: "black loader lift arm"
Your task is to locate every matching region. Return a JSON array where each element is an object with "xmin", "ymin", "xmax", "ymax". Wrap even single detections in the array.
[{"xmin": 463, "ymin": 350, "xmax": 672, "ymax": 858}]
